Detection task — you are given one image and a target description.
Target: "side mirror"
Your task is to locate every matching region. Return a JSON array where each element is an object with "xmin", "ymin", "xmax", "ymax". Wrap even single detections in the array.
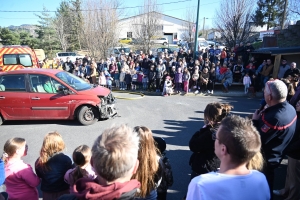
[{"xmin": 58, "ymin": 86, "xmax": 70, "ymax": 95}]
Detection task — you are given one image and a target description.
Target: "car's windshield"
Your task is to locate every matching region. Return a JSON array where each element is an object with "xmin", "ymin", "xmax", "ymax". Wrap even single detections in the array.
[
  {"xmin": 119, "ymin": 48, "xmax": 130, "ymax": 53},
  {"xmin": 55, "ymin": 71, "xmax": 91, "ymax": 91}
]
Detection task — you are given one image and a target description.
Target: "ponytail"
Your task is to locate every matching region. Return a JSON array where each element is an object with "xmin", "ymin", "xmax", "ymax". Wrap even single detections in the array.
[{"xmin": 246, "ymin": 152, "xmax": 264, "ymax": 171}]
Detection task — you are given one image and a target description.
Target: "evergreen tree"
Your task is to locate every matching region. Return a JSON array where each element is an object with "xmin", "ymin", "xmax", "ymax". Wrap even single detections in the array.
[
  {"xmin": 252, "ymin": 0, "xmax": 286, "ymax": 30},
  {"xmin": 35, "ymin": 7, "xmax": 60, "ymax": 57},
  {"xmin": 0, "ymin": 28, "xmax": 20, "ymax": 45}
]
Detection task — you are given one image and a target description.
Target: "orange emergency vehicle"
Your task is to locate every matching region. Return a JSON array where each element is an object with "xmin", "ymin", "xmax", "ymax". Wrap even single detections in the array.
[{"xmin": 0, "ymin": 45, "xmax": 40, "ymax": 72}]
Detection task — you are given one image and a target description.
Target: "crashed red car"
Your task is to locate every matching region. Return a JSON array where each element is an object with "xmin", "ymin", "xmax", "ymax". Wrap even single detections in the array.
[{"xmin": 0, "ymin": 69, "xmax": 117, "ymax": 125}]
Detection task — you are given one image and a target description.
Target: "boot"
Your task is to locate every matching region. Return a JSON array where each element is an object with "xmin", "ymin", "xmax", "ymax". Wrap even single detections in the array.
[{"xmin": 224, "ymin": 87, "xmax": 229, "ymax": 93}]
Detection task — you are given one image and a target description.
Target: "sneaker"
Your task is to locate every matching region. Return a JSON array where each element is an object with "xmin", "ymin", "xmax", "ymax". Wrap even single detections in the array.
[
  {"xmin": 194, "ymin": 90, "xmax": 199, "ymax": 94},
  {"xmin": 211, "ymin": 90, "xmax": 213, "ymax": 94},
  {"xmin": 207, "ymin": 90, "xmax": 211, "ymax": 94}
]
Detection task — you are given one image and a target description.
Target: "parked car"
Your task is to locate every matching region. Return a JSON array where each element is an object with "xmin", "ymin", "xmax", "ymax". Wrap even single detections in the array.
[
  {"xmin": 206, "ymin": 41, "xmax": 226, "ymax": 49},
  {"xmin": 156, "ymin": 47, "xmax": 175, "ymax": 54},
  {"xmin": 107, "ymin": 47, "xmax": 131, "ymax": 57},
  {"xmin": 129, "ymin": 38, "xmax": 143, "ymax": 45},
  {"xmin": 0, "ymin": 69, "xmax": 117, "ymax": 125},
  {"xmin": 150, "ymin": 37, "xmax": 168, "ymax": 45},
  {"xmin": 56, "ymin": 52, "xmax": 85, "ymax": 63},
  {"xmin": 119, "ymin": 38, "xmax": 132, "ymax": 44}
]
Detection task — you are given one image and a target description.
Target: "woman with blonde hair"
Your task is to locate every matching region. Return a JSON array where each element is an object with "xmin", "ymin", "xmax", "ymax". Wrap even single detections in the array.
[
  {"xmin": 189, "ymin": 102, "xmax": 233, "ymax": 179},
  {"xmin": 132, "ymin": 126, "xmax": 159, "ymax": 200},
  {"xmin": 3, "ymin": 137, "xmax": 40, "ymax": 200},
  {"xmin": 35, "ymin": 131, "xmax": 72, "ymax": 200}
]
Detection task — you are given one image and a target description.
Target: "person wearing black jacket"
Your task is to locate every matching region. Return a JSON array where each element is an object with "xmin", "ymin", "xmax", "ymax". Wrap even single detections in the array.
[
  {"xmin": 273, "ymin": 100, "xmax": 300, "ymax": 199},
  {"xmin": 96, "ymin": 59, "xmax": 107, "ymax": 74},
  {"xmin": 63, "ymin": 57, "xmax": 75, "ymax": 74},
  {"xmin": 148, "ymin": 65, "xmax": 156, "ymax": 92},
  {"xmin": 252, "ymin": 80, "xmax": 297, "ymax": 199},
  {"xmin": 189, "ymin": 102, "xmax": 232, "ymax": 180}
]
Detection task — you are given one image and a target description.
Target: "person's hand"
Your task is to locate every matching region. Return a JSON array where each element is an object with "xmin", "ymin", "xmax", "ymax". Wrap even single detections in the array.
[{"xmin": 252, "ymin": 109, "xmax": 262, "ymax": 120}]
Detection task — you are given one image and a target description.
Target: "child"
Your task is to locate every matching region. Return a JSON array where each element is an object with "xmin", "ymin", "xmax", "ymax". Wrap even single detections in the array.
[
  {"xmin": 98, "ymin": 71, "xmax": 106, "ymax": 87},
  {"xmin": 243, "ymin": 72, "xmax": 251, "ymax": 94},
  {"xmin": 162, "ymin": 76, "xmax": 173, "ymax": 96},
  {"xmin": 125, "ymin": 70, "xmax": 132, "ymax": 90},
  {"xmin": 3, "ymin": 138, "xmax": 40, "ymax": 200},
  {"xmin": 142, "ymin": 73, "xmax": 149, "ymax": 90},
  {"xmin": 64, "ymin": 145, "xmax": 96, "ymax": 194},
  {"xmin": 106, "ymin": 74, "xmax": 113, "ymax": 91},
  {"xmin": 183, "ymin": 67, "xmax": 190, "ymax": 93},
  {"xmin": 153, "ymin": 137, "xmax": 174, "ymax": 200},
  {"xmin": 114, "ymin": 69, "xmax": 120, "ymax": 89},
  {"xmin": 131, "ymin": 70, "xmax": 138, "ymax": 90},
  {"xmin": 119, "ymin": 67, "xmax": 126, "ymax": 90},
  {"xmin": 137, "ymin": 71, "xmax": 144, "ymax": 90},
  {"xmin": 174, "ymin": 67, "xmax": 183, "ymax": 93}
]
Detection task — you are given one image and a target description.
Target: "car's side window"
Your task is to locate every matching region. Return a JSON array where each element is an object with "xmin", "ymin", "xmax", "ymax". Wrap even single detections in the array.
[
  {"xmin": 30, "ymin": 75, "xmax": 63, "ymax": 94},
  {"xmin": 0, "ymin": 74, "xmax": 26, "ymax": 92}
]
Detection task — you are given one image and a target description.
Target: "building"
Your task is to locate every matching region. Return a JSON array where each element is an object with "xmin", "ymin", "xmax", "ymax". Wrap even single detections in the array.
[
  {"xmin": 118, "ymin": 12, "xmax": 193, "ymax": 44},
  {"xmin": 207, "ymin": 31, "xmax": 221, "ymax": 40}
]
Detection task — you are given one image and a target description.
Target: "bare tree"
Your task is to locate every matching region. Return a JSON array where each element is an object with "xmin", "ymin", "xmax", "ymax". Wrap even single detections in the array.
[
  {"xmin": 81, "ymin": 0, "xmax": 122, "ymax": 59},
  {"xmin": 181, "ymin": 7, "xmax": 196, "ymax": 42},
  {"xmin": 53, "ymin": 15, "xmax": 68, "ymax": 52},
  {"xmin": 214, "ymin": 0, "xmax": 254, "ymax": 48},
  {"xmin": 289, "ymin": 0, "xmax": 300, "ymax": 17},
  {"xmin": 131, "ymin": 0, "xmax": 162, "ymax": 53}
]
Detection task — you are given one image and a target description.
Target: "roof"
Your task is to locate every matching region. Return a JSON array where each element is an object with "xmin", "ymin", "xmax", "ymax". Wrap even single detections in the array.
[
  {"xmin": 0, "ymin": 68, "xmax": 62, "ymax": 75},
  {"xmin": 119, "ymin": 11, "xmax": 193, "ymax": 24},
  {"xmin": 251, "ymin": 47, "xmax": 300, "ymax": 56}
]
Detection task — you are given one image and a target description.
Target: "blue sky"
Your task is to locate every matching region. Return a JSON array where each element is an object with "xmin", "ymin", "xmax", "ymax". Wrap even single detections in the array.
[{"xmin": 0, "ymin": 0, "xmax": 221, "ymax": 28}]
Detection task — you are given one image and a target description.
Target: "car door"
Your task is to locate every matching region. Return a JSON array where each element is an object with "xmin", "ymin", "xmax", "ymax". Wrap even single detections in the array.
[
  {"xmin": 0, "ymin": 74, "xmax": 33, "ymax": 119},
  {"xmin": 29, "ymin": 74, "xmax": 71, "ymax": 119}
]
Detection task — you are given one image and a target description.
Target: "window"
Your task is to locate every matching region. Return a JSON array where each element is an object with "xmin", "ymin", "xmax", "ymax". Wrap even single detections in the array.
[
  {"xmin": 127, "ymin": 32, "xmax": 132, "ymax": 38},
  {"xmin": 3, "ymin": 54, "xmax": 33, "ymax": 67},
  {"xmin": 30, "ymin": 74, "xmax": 64, "ymax": 94},
  {"xmin": 0, "ymin": 74, "xmax": 26, "ymax": 92}
]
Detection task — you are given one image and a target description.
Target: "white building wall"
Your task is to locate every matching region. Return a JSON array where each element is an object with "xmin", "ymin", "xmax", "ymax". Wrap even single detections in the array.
[{"xmin": 117, "ymin": 13, "xmax": 190, "ymax": 44}]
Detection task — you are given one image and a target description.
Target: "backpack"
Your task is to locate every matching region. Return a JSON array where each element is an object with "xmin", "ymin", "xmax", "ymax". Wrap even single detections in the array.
[{"xmin": 157, "ymin": 155, "xmax": 174, "ymax": 193}]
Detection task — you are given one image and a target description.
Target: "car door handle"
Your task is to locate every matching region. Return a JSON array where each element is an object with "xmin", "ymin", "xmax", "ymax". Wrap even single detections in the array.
[
  {"xmin": 0, "ymin": 96, "xmax": 5, "ymax": 99},
  {"xmin": 31, "ymin": 97, "xmax": 40, "ymax": 100}
]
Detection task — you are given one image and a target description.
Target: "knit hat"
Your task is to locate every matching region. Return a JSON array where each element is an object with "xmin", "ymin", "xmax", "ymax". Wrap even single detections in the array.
[{"xmin": 153, "ymin": 136, "xmax": 166, "ymax": 154}]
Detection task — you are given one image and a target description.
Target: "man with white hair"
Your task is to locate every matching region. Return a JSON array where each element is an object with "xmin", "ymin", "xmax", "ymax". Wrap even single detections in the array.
[
  {"xmin": 59, "ymin": 124, "xmax": 140, "ymax": 200},
  {"xmin": 284, "ymin": 62, "xmax": 299, "ymax": 78},
  {"xmin": 252, "ymin": 79, "xmax": 297, "ymax": 199}
]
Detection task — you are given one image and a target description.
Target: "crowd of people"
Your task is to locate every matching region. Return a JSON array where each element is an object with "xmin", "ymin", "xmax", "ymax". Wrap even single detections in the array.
[
  {"xmin": 0, "ymin": 78, "xmax": 300, "ymax": 200},
  {"xmin": 38, "ymin": 42, "xmax": 299, "ymax": 96}
]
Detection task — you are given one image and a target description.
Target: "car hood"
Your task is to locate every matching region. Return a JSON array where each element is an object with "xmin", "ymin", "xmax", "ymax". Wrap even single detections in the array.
[{"xmin": 77, "ymin": 85, "xmax": 111, "ymax": 97}]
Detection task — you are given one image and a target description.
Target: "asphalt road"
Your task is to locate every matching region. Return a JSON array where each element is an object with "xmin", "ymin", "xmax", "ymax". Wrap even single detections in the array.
[{"xmin": 0, "ymin": 94, "xmax": 286, "ymax": 199}]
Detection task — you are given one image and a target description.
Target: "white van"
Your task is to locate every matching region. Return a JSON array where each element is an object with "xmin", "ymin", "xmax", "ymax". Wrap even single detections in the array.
[{"xmin": 56, "ymin": 52, "xmax": 84, "ymax": 63}]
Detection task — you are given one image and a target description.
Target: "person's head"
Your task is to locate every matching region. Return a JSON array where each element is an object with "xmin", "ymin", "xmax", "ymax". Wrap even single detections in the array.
[
  {"xmin": 3, "ymin": 138, "xmax": 27, "ymax": 162},
  {"xmin": 177, "ymin": 67, "xmax": 182, "ymax": 73},
  {"xmin": 73, "ymin": 145, "xmax": 91, "ymax": 167},
  {"xmin": 290, "ymin": 62, "xmax": 296, "ymax": 69},
  {"xmin": 266, "ymin": 59, "xmax": 272, "ymax": 65},
  {"xmin": 92, "ymin": 124, "xmax": 139, "ymax": 183},
  {"xmin": 264, "ymin": 80, "xmax": 287, "ymax": 105},
  {"xmin": 245, "ymin": 72, "xmax": 249, "ymax": 76},
  {"xmin": 240, "ymin": 42, "xmax": 244, "ymax": 46},
  {"xmin": 214, "ymin": 115, "xmax": 262, "ymax": 167},
  {"xmin": 37, "ymin": 131, "xmax": 65, "ymax": 170},
  {"xmin": 203, "ymin": 68, "xmax": 208, "ymax": 73},
  {"xmin": 296, "ymin": 100, "xmax": 300, "ymax": 112},
  {"xmin": 184, "ymin": 67, "xmax": 188, "ymax": 72},
  {"xmin": 204, "ymin": 102, "xmax": 233, "ymax": 126},
  {"xmin": 172, "ymin": 66, "xmax": 176, "ymax": 71},
  {"xmin": 281, "ymin": 59, "xmax": 287, "ymax": 65},
  {"xmin": 132, "ymin": 126, "xmax": 159, "ymax": 198}
]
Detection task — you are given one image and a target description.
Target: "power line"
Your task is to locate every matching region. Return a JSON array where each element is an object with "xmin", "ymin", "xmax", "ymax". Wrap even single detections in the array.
[{"xmin": 0, "ymin": 0, "xmax": 192, "ymax": 13}]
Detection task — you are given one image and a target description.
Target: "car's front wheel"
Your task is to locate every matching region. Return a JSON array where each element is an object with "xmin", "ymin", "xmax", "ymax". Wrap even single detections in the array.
[
  {"xmin": 77, "ymin": 106, "xmax": 99, "ymax": 125},
  {"xmin": 163, "ymin": 42, "xmax": 167, "ymax": 46}
]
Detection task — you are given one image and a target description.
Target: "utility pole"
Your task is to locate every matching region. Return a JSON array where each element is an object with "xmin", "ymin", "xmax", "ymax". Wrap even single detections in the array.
[
  {"xmin": 202, "ymin": 17, "xmax": 205, "ymax": 39},
  {"xmin": 193, "ymin": 0, "xmax": 201, "ymax": 59},
  {"xmin": 281, "ymin": 0, "xmax": 288, "ymax": 30}
]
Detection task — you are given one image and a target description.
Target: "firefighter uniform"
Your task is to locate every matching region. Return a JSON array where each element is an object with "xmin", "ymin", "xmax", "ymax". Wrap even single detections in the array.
[{"xmin": 253, "ymin": 101, "xmax": 297, "ymax": 198}]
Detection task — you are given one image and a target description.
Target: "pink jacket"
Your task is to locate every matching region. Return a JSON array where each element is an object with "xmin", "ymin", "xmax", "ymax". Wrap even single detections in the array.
[
  {"xmin": 243, "ymin": 76, "xmax": 251, "ymax": 85},
  {"xmin": 5, "ymin": 160, "xmax": 40, "ymax": 200}
]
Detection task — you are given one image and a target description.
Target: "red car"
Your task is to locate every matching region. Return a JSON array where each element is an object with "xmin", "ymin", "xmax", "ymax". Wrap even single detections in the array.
[{"xmin": 0, "ymin": 69, "xmax": 117, "ymax": 125}]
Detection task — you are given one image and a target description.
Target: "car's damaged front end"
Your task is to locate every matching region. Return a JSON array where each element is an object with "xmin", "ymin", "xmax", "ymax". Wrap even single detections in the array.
[{"xmin": 98, "ymin": 92, "xmax": 117, "ymax": 119}]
